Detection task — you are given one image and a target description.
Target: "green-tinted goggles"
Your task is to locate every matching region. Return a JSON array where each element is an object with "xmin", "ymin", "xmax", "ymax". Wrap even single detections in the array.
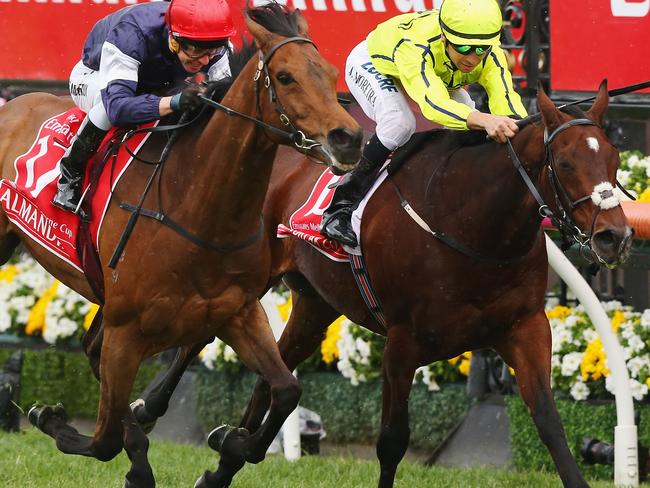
[{"xmin": 450, "ymin": 43, "xmax": 490, "ymax": 56}]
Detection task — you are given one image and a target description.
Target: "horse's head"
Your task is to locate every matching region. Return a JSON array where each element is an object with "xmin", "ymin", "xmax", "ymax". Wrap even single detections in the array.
[
  {"xmin": 537, "ymin": 81, "xmax": 633, "ymax": 267},
  {"xmin": 244, "ymin": 4, "xmax": 362, "ymax": 174}
]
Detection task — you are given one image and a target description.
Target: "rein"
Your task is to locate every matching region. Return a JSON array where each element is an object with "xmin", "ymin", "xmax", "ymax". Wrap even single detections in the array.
[
  {"xmin": 197, "ymin": 36, "xmax": 322, "ymax": 153},
  {"xmin": 391, "ymin": 118, "xmax": 623, "ymax": 267},
  {"xmin": 109, "ymin": 36, "xmax": 316, "ymax": 268}
]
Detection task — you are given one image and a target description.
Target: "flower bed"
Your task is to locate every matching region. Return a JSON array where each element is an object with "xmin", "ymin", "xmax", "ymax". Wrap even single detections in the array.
[
  {"xmin": 617, "ymin": 151, "xmax": 650, "ymax": 202},
  {"xmin": 3, "ymin": 254, "xmax": 650, "ymax": 404}
]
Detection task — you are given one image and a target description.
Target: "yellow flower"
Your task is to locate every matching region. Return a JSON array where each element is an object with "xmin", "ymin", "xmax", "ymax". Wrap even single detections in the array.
[
  {"xmin": 646, "ymin": 377, "xmax": 650, "ymax": 389},
  {"xmin": 276, "ymin": 295, "xmax": 292, "ymax": 322},
  {"xmin": 83, "ymin": 303, "xmax": 100, "ymax": 331},
  {"xmin": 321, "ymin": 316, "xmax": 345, "ymax": 365},
  {"xmin": 611, "ymin": 310, "xmax": 625, "ymax": 333},
  {"xmin": 638, "ymin": 188, "xmax": 650, "ymax": 203},
  {"xmin": 458, "ymin": 358, "xmax": 471, "ymax": 376},
  {"xmin": 546, "ymin": 305, "xmax": 572, "ymax": 320},
  {"xmin": 26, "ymin": 280, "xmax": 59, "ymax": 336},
  {"xmin": 580, "ymin": 339, "xmax": 609, "ymax": 381},
  {"xmin": 0, "ymin": 265, "xmax": 18, "ymax": 283}
]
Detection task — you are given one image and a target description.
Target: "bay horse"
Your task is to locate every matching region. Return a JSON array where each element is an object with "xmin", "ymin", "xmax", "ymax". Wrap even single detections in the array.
[
  {"xmin": 135, "ymin": 81, "xmax": 632, "ymax": 488},
  {"xmin": 0, "ymin": 4, "xmax": 361, "ymax": 488}
]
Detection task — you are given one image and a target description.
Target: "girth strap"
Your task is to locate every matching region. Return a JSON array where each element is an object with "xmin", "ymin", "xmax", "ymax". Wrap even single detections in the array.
[{"xmin": 119, "ymin": 203, "xmax": 264, "ymax": 253}]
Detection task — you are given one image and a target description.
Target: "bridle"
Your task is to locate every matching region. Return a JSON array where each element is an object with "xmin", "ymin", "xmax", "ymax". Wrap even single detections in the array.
[
  {"xmin": 108, "ymin": 35, "xmax": 325, "ymax": 268},
  {"xmin": 391, "ymin": 116, "xmax": 628, "ymax": 267},
  {"xmin": 197, "ymin": 36, "xmax": 322, "ymax": 152},
  {"xmin": 507, "ymin": 118, "xmax": 627, "ymax": 266}
]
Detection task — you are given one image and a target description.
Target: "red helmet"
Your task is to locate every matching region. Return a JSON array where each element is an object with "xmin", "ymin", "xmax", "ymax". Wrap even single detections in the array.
[{"xmin": 165, "ymin": 0, "xmax": 237, "ymax": 41}]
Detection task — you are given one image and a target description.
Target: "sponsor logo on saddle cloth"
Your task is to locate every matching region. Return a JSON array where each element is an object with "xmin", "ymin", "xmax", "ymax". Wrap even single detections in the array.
[
  {"xmin": 0, "ymin": 108, "xmax": 155, "ymax": 271},
  {"xmin": 277, "ymin": 167, "xmax": 389, "ymax": 262}
]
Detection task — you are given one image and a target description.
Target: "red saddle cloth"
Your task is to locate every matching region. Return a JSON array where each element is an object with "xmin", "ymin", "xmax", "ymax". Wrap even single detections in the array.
[
  {"xmin": 0, "ymin": 108, "xmax": 155, "ymax": 271},
  {"xmin": 277, "ymin": 169, "xmax": 350, "ymax": 262}
]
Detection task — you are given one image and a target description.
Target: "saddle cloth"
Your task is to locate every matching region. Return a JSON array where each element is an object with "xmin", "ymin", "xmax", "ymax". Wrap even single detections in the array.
[
  {"xmin": 277, "ymin": 166, "xmax": 389, "ymax": 261},
  {"xmin": 0, "ymin": 108, "xmax": 155, "ymax": 271}
]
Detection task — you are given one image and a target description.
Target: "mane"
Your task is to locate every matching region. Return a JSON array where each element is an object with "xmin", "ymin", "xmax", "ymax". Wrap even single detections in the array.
[{"xmin": 245, "ymin": 2, "xmax": 304, "ymax": 37}]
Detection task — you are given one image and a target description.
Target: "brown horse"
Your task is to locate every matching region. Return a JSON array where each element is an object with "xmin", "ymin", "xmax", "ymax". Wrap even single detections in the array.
[
  {"xmin": 0, "ymin": 4, "xmax": 361, "ymax": 488},
  {"xmin": 136, "ymin": 81, "xmax": 633, "ymax": 487}
]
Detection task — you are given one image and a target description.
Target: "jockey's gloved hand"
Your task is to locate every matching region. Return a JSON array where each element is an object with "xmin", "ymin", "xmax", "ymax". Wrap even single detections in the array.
[{"xmin": 170, "ymin": 85, "xmax": 204, "ymax": 112}]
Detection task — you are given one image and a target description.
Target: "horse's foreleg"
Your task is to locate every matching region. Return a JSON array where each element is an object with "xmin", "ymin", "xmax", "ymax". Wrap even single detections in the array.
[
  {"xmin": 497, "ymin": 313, "xmax": 589, "ymax": 488},
  {"xmin": 375, "ymin": 326, "xmax": 418, "ymax": 488},
  {"xmin": 81, "ymin": 309, "xmax": 103, "ymax": 381},
  {"xmin": 31, "ymin": 321, "xmax": 154, "ymax": 487},
  {"xmin": 132, "ymin": 342, "xmax": 206, "ymax": 433},
  {"xmin": 196, "ymin": 301, "xmax": 300, "ymax": 488},
  {"xmin": 240, "ymin": 290, "xmax": 339, "ymax": 434}
]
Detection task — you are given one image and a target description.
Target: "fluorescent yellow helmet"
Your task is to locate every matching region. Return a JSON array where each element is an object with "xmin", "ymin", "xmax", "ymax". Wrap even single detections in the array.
[{"xmin": 439, "ymin": 0, "xmax": 503, "ymax": 46}]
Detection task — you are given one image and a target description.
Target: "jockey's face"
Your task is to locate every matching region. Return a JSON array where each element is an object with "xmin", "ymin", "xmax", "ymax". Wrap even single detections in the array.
[
  {"xmin": 443, "ymin": 36, "xmax": 489, "ymax": 74},
  {"xmin": 173, "ymin": 38, "xmax": 227, "ymax": 74}
]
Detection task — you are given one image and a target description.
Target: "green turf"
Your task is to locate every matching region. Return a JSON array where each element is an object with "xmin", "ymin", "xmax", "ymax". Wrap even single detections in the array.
[{"xmin": 1, "ymin": 428, "xmax": 618, "ymax": 487}]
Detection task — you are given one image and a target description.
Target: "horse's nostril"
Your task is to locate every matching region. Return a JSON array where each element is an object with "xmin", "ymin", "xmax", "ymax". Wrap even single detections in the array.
[
  {"xmin": 593, "ymin": 230, "xmax": 616, "ymax": 250},
  {"xmin": 327, "ymin": 128, "xmax": 362, "ymax": 149}
]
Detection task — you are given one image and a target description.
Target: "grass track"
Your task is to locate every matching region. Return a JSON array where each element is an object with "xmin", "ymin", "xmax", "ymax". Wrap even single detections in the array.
[{"xmin": 1, "ymin": 428, "xmax": 617, "ymax": 487}]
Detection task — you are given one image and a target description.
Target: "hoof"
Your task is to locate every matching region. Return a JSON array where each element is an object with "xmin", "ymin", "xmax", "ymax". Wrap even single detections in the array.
[
  {"xmin": 28, "ymin": 403, "xmax": 67, "ymax": 430},
  {"xmin": 194, "ymin": 470, "xmax": 232, "ymax": 488},
  {"xmin": 194, "ymin": 471, "xmax": 209, "ymax": 488},
  {"xmin": 130, "ymin": 399, "xmax": 157, "ymax": 434},
  {"xmin": 206, "ymin": 425, "xmax": 249, "ymax": 453}
]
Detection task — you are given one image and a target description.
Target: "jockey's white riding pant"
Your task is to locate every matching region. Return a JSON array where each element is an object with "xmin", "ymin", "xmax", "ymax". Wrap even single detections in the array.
[
  {"xmin": 344, "ymin": 40, "xmax": 475, "ymax": 151},
  {"xmin": 68, "ymin": 60, "xmax": 112, "ymax": 131}
]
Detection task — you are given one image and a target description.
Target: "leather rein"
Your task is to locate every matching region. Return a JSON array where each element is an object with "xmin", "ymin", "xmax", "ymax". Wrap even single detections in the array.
[
  {"xmin": 391, "ymin": 118, "xmax": 632, "ymax": 267},
  {"xmin": 108, "ymin": 36, "xmax": 317, "ymax": 268}
]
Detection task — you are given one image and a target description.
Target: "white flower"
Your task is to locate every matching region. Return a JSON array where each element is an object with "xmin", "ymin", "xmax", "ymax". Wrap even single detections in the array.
[
  {"xmin": 626, "ymin": 357, "xmax": 648, "ymax": 378},
  {"xmin": 561, "ymin": 352, "xmax": 583, "ymax": 377},
  {"xmin": 0, "ymin": 309, "xmax": 11, "ymax": 332},
  {"xmin": 223, "ymin": 345, "xmax": 238, "ymax": 363},
  {"xmin": 641, "ymin": 310, "xmax": 650, "ymax": 328},
  {"xmin": 582, "ymin": 329, "xmax": 599, "ymax": 344},
  {"xmin": 200, "ymin": 339, "xmax": 221, "ymax": 370},
  {"xmin": 629, "ymin": 379, "xmax": 648, "ymax": 401},
  {"xmin": 570, "ymin": 381, "xmax": 590, "ymax": 401}
]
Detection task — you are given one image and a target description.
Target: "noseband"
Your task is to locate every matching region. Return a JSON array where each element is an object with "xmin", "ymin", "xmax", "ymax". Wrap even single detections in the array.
[
  {"xmin": 198, "ymin": 36, "xmax": 322, "ymax": 152},
  {"xmin": 508, "ymin": 118, "xmax": 623, "ymax": 265}
]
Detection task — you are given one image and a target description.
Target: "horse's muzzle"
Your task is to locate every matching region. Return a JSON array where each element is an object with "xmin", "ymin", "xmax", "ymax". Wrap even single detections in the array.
[
  {"xmin": 326, "ymin": 127, "xmax": 363, "ymax": 169},
  {"xmin": 591, "ymin": 225, "xmax": 634, "ymax": 266}
]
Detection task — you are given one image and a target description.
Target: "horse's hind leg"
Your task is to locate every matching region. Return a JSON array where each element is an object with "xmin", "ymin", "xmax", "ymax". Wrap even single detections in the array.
[
  {"xmin": 196, "ymin": 301, "xmax": 301, "ymax": 488},
  {"xmin": 375, "ymin": 326, "xmax": 419, "ymax": 488},
  {"xmin": 496, "ymin": 312, "xmax": 589, "ymax": 488},
  {"xmin": 131, "ymin": 342, "xmax": 207, "ymax": 432},
  {"xmin": 0, "ymin": 229, "xmax": 19, "ymax": 265},
  {"xmin": 239, "ymin": 290, "xmax": 339, "ymax": 434}
]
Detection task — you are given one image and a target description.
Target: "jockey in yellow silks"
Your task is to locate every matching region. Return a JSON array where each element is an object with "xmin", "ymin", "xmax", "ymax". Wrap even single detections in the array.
[{"xmin": 320, "ymin": 0, "xmax": 528, "ymax": 247}]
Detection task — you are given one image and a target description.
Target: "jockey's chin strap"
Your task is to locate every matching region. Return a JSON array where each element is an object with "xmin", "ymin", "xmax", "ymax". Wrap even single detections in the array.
[{"xmin": 196, "ymin": 36, "xmax": 322, "ymax": 153}]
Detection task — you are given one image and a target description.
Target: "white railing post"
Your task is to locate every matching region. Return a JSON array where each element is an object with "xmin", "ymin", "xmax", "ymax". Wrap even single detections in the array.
[
  {"xmin": 261, "ymin": 291, "xmax": 301, "ymax": 461},
  {"xmin": 546, "ymin": 235, "xmax": 638, "ymax": 486}
]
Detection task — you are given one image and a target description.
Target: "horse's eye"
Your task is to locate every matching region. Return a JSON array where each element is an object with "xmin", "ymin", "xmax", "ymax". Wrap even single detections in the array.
[
  {"xmin": 558, "ymin": 159, "xmax": 573, "ymax": 171},
  {"xmin": 276, "ymin": 72, "xmax": 295, "ymax": 85}
]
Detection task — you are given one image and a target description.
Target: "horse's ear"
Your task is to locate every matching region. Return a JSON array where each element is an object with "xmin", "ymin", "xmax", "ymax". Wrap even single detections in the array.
[
  {"xmin": 245, "ymin": 14, "xmax": 275, "ymax": 49},
  {"xmin": 536, "ymin": 82, "xmax": 562, "ymax": 132},
  {"xmin": 295, "ymin": 9, "xmax": 310, "ymax": 37},
  {"xmin": 585, "ymin": 79, "xmax": 609, "ymax": 126}
]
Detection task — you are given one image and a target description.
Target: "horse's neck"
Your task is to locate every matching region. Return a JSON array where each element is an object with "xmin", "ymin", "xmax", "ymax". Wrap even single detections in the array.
[
  {"xmin": 173, "ymin": 61, "xmax": 278, "ymax": 243},
  {"xmin": 413, "ymin": 127, "xmax": 547, "ymax": 257}
]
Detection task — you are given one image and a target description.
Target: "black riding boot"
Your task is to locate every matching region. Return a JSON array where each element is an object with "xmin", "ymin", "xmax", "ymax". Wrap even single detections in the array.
[
  {"xmin": 52, "ymin": 119, "xmax": 107, "ymax": 221},
  {"xmin": 320, "ymin": 135, "xmax": 392, "ymax": 247}
]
